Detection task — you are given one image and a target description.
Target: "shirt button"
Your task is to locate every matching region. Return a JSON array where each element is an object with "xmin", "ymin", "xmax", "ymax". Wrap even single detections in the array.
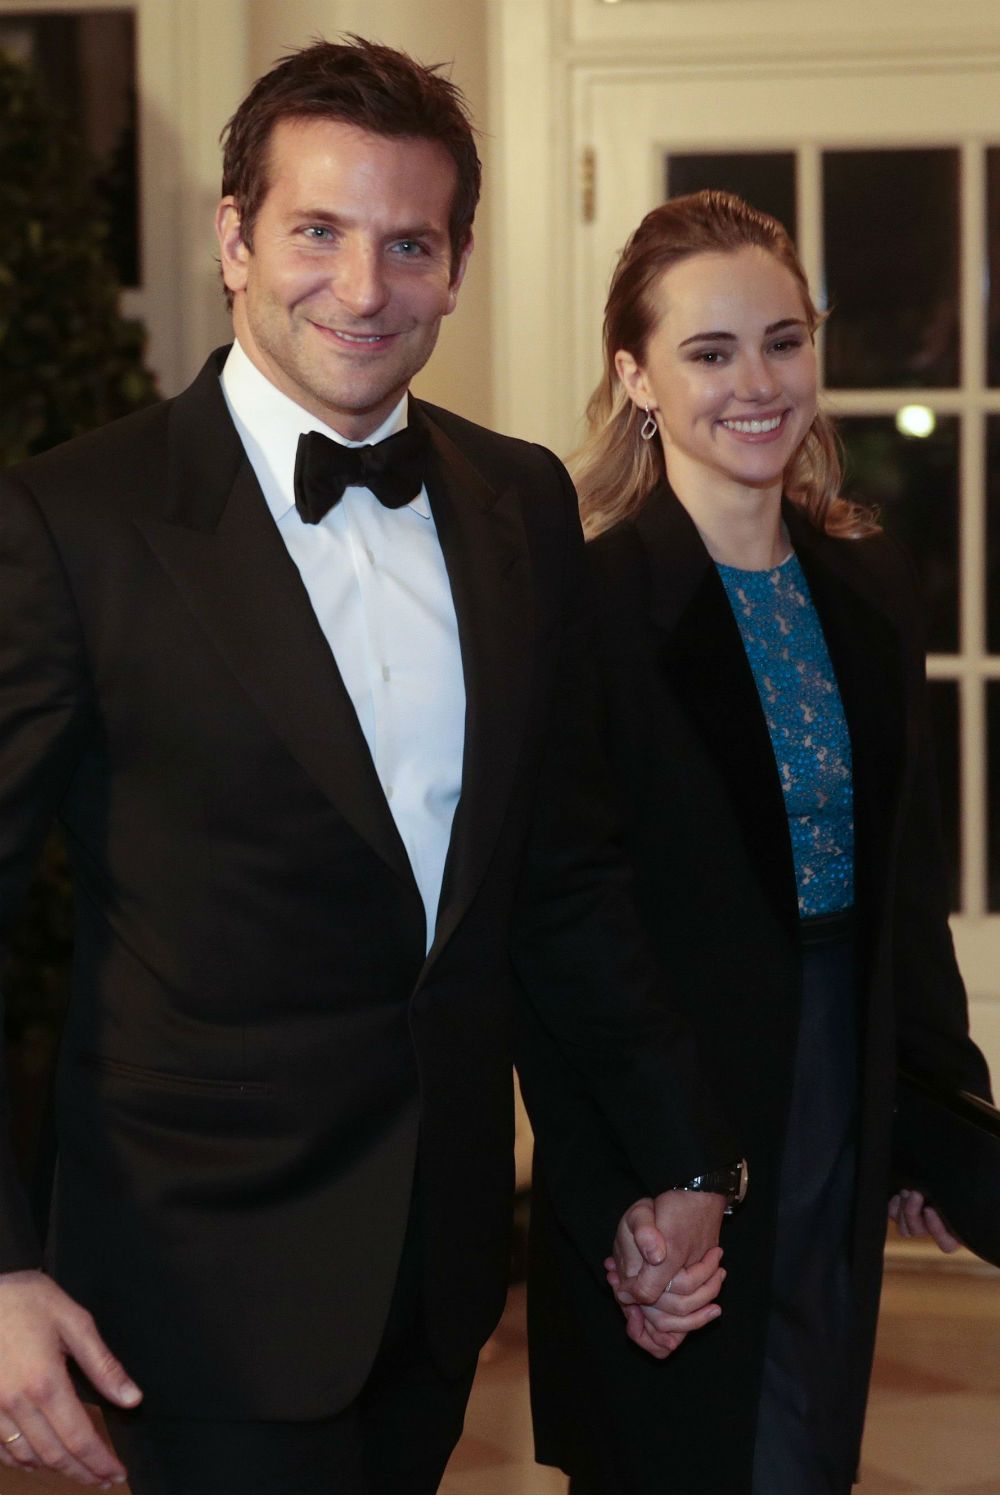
[
  {"xmin": 382, "ymin": 664, "xmax": 391, "ymax": 682},
  {"xmin": 386, "ymin": 783, "xmax": 394, "ymax": 800}
]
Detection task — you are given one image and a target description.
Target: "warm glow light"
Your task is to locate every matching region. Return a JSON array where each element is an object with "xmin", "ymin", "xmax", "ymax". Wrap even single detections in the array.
[{"xmin": 895, "ymin": 404, "xmax": 936, "ymax": 439}]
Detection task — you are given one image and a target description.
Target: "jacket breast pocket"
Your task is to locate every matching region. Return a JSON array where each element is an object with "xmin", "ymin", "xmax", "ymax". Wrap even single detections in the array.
[{"xmin": 76, "ymin": 1052, "xmax": 271, "ymax": 1098}]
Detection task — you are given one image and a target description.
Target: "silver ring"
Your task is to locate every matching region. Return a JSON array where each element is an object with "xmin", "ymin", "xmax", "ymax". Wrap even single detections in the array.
[
  {"xmin": 1, "ymin": 1431, "xmax": 23, "ymax": 1447},
  {"xmin": 666, "ymin": 1277, "xmax": 675, "ymax": 1295}
]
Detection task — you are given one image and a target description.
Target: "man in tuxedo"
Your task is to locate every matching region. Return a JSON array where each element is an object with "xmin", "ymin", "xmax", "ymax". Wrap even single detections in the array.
[{"xmin": 0, "ymin": 37, "xmax": 736, "ymax": 1494}]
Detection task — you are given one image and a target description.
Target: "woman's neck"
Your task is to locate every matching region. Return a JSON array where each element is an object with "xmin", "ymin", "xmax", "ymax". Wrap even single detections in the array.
[{"xmin": 665, "ymin": 463, "xmax": 789, "ymax": 570}]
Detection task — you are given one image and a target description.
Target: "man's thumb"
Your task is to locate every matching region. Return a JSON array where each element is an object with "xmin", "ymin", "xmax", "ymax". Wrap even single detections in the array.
[{"xmin": 64, "ymin": 1313, "xmax": 142, "ymax": 1408}]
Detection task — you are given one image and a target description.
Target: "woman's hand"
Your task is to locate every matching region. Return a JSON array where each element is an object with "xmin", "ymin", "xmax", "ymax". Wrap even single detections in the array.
[
  {"xmin": 888, "ymin": 1188, "xmax": 961, "ymax": 1253},
  {"xmin": 604, "ymin": 1243, "xmax": 725, "ymax": 1359}
]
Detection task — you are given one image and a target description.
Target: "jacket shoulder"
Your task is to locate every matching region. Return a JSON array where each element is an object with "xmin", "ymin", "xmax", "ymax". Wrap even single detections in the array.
[
  {"xmin": 415, "ymin": 399, "xmax": 571, "ymax": 494},
  {"xmin": 817, "ymin": 522, "xmax": 923, "ymax": 632},
  {"xmin": 2, "ymin": 398, "xmax": 174, "ymax": 519},
  {"xmin": 585, "ymin": 516, "xmax": 648, "ymax": 614}
]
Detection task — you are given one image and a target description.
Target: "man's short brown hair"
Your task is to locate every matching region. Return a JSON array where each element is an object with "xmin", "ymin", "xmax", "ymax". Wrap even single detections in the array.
[{"xmin": 220, "ymin": 35, "xmax": 481, "ymax": 284}]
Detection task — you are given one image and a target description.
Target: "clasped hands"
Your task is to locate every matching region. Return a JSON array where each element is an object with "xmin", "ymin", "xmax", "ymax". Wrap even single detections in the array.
[
  {"xmin": 608, "ymin": 1189, "xmax": 727, "ymax": 1359},
  {"xmin": 609, "ymin": 1184, "xmax": 962, "ymax": 1361}
]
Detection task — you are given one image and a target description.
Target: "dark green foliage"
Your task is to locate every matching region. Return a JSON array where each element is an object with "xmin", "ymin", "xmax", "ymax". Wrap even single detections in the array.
[
  {"xmin": 0, "ymin": 54, "xmax": 158, "ymax": 1046},
  {"xmin": 0, "ymin": 52, "xmax": 157, "ymax": 463}
]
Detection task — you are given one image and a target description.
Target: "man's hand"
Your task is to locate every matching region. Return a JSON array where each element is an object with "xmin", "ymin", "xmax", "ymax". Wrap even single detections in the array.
[
  {"xmin": 0, "ymin": 1270, "xmax": 141, "ymax": 1487},
  {"xmin": 889, "ymin": 1188, "xmax": 961, "ymax": 1253},
  {"xmin": 608, "ymin": 1189, "xmax": 727, "ymax": 1358},
  {"xmin": 613, "ymin": 1188, "xmax": 726, "ymax": 1305}
]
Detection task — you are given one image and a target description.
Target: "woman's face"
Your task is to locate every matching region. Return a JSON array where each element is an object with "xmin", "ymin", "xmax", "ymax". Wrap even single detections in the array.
[{"xmin": 616, "ymin": 246, "xmax": 818, "ymax": 502}]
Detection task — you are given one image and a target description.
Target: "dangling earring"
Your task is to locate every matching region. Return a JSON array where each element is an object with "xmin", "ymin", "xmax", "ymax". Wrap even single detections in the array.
[{"xmin": 640, "ymin": 406, "xmax": 657, "ymax": 441}]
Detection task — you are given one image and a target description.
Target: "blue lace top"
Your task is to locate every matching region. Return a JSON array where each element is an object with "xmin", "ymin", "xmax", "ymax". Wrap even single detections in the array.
[{"xmin": 716, "ymin": 552, "xmax": 854, "ymax": 916}]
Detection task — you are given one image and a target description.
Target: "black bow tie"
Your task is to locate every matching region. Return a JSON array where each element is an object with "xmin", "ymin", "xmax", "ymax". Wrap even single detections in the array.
[{"xmin": 293, "ymin": 425, "xmax": 429, "ymax": 524}]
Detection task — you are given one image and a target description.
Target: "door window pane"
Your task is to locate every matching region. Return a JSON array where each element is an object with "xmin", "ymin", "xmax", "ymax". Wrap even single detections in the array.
[
  {"xmin": 928, "ymin": 679, "xmax": 960, "ymax": 913},
  {"xmin": 666, "ymin": 152, "xmax": 796, "ymax": 240},
  {"xmin": 823, "ymin": 149, "xmax": 960, "ymax": 390},
  {"xmin": 989, "ymin": 148, "xmax": 1000, "ymax": 389},
  {"xmin": 838, "ymin": 414, "xmax": 959, "ymax": 653}
]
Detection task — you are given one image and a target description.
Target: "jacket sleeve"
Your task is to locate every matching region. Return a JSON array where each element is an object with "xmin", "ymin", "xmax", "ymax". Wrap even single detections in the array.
[
  {"xmin": 509, "ymin": 451, "xmax": 737, "ymax": 1262},
  {"xmin": 0, "ymin": 475, "xmax": 92, "ymax": 1268}
]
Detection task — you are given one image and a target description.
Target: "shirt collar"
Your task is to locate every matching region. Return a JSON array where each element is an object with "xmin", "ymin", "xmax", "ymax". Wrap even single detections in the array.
[{"xmin": 219, "ymin": 339, "xmax": 430, "ymax": 522}]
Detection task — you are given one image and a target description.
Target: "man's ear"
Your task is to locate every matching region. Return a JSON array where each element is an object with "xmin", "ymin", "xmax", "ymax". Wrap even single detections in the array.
[
  {"xmin": 215, "ymin": 198, "xmax": 251, "ymax": 296},
  {"xmin": 445, "ymin": 232, "xmax": 474, "ymax": 315},
  {"xmin": 614, "ymin": 348, "xmax": 652, "ymax": 412}
]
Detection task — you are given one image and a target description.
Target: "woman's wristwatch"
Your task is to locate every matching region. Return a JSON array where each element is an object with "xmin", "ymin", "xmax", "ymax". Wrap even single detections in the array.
[{"xmin": 674, "ymin": 1158, "xmax": 749, "ymax": 1214}]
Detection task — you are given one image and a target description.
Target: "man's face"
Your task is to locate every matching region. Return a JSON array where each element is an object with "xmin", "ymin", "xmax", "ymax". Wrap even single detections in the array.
[{"xmin": 216, "ymin": 117, "xmax": 471, "ymax": 439}]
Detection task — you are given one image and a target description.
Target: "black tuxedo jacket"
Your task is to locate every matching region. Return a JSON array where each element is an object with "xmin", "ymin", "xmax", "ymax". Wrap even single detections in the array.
[
  {"xmin": 528, "ymin": 481, "xmax": 991, "ymax": 1491},
  {"xmin": 0, "ymin": 355, "xmax": 733, "ymax": 1420}
]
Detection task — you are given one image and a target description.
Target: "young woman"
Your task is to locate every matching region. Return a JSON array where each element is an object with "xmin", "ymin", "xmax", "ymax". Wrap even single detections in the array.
[{"xmin": 526, "ymin": 191, "xmax": 991, "ymax": 1494}]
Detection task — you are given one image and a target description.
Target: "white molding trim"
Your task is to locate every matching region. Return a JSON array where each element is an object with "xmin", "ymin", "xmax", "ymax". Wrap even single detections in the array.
[
  {"xmin": 488, "ymin": 0, "xmax": 564, "ymax": 446},
  {"xmin": 563, "ymin": 0, "xmax": 1000, "ymax": 57},
  {"xmin": 557, "ymin": 43, "xmax": 1000, "ymax": 75}
]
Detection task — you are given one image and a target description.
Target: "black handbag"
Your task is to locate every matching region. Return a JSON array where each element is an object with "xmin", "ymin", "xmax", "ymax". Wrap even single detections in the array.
[{"xmin": 892, "ymin": 1069, "xmax": 1000, "ymax": 1267}]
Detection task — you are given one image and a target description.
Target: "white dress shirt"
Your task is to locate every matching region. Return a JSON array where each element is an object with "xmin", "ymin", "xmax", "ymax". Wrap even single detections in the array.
[{"xmin": 221, "ymin": 340, "xmax": 465, "ymax": 951}]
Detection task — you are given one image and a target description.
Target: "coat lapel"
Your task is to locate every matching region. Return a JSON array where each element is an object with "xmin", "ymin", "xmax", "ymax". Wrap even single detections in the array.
[
  {"xmin": 635, "ymin": 484, "xmax": 800, "ymax": 930},
  {"xmin": 413, "ymin": 403, "xmax": 534, "ymax": 970},
  {"xmin": 135, "ymin": 352, "xmax": 417, "ymax": 894}
]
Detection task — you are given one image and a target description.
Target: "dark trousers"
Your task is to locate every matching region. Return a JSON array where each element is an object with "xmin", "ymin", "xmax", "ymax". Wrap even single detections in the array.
[
  {"xmin": 752, "ymin": 915, "xmax": 861, "ymax": 1496},
  {"xmin": 103, "ymin": 1199, "xmax": 478, "ymax": 1495}
]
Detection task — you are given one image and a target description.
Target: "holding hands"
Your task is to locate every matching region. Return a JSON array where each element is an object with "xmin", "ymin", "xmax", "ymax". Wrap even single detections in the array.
[{"xmin": 608, "ymin": 1189, "xmax": 727, "ymax": 1358}]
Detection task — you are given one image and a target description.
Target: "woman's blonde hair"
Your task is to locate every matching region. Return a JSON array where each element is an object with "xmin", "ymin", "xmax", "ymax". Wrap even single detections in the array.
[{"xmin": 572, "ymin": 190, "xmax": 877, "ymax": 540}]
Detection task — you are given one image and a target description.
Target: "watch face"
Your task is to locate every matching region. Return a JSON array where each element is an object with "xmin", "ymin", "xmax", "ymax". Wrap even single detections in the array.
[{"xmin": 735, "ymin": 1158, "xmax": 749, "ymax": 1204}]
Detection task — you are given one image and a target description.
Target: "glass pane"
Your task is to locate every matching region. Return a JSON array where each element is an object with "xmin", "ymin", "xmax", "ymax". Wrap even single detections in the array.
[
  {"xmin": 666, "ymin": 152, "xmax": 796, "ymax": 241},
  {"xmin": 838, "ymin": 414, "xmax": 959, "ymax": 653},
  {"xmin": 989, "ymin": 149, "xmax": 1000, "ymax": 389},
  {"xmin": 928, "ymin": 680, "xmax": 960, "ymax": 914},
  {"xmin": 987, "ymin": 415, "xmax": 1000, "ymax": 654},
  {"xmin": 823, "ymin": 149, "xmax": 960, "ymax": 389}
]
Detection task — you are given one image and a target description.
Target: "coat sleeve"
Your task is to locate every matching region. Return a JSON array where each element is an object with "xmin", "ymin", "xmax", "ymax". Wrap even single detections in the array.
[
  {"xmin": 0, "ymin": 475, "xmax": 93, "ymax": 1268},
  {"xmin": 887, "ymin": 540, "xmax": 991, "ymax": 1099},
  {"xmin": 509, "ymin": 451, "xmax": 737, "ymax": 1262}
]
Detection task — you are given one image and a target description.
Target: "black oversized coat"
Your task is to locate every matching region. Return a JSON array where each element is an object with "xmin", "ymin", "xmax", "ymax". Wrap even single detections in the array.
[
  {"xmin": 526, "ymin": 481, "xmax": 990, "ymax": 1494},
  {"xmin": 0, "ymin": 361, "xmax": 735, "ymax": 1421}
]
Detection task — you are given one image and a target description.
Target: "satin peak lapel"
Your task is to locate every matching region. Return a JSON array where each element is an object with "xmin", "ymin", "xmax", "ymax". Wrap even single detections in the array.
[
  {"xmin": 415, "ymin": 407, "xmax": 534, "ymax": 970},
  {"xmin": 136, "ymin": 360, "xmax": 416, "ymax": 894}
]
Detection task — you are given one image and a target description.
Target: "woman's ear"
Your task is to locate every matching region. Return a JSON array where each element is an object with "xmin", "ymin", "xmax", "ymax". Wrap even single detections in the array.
[{"xmin": 614, "ymin": 349, "xmax": 652, "ymax": 413}]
